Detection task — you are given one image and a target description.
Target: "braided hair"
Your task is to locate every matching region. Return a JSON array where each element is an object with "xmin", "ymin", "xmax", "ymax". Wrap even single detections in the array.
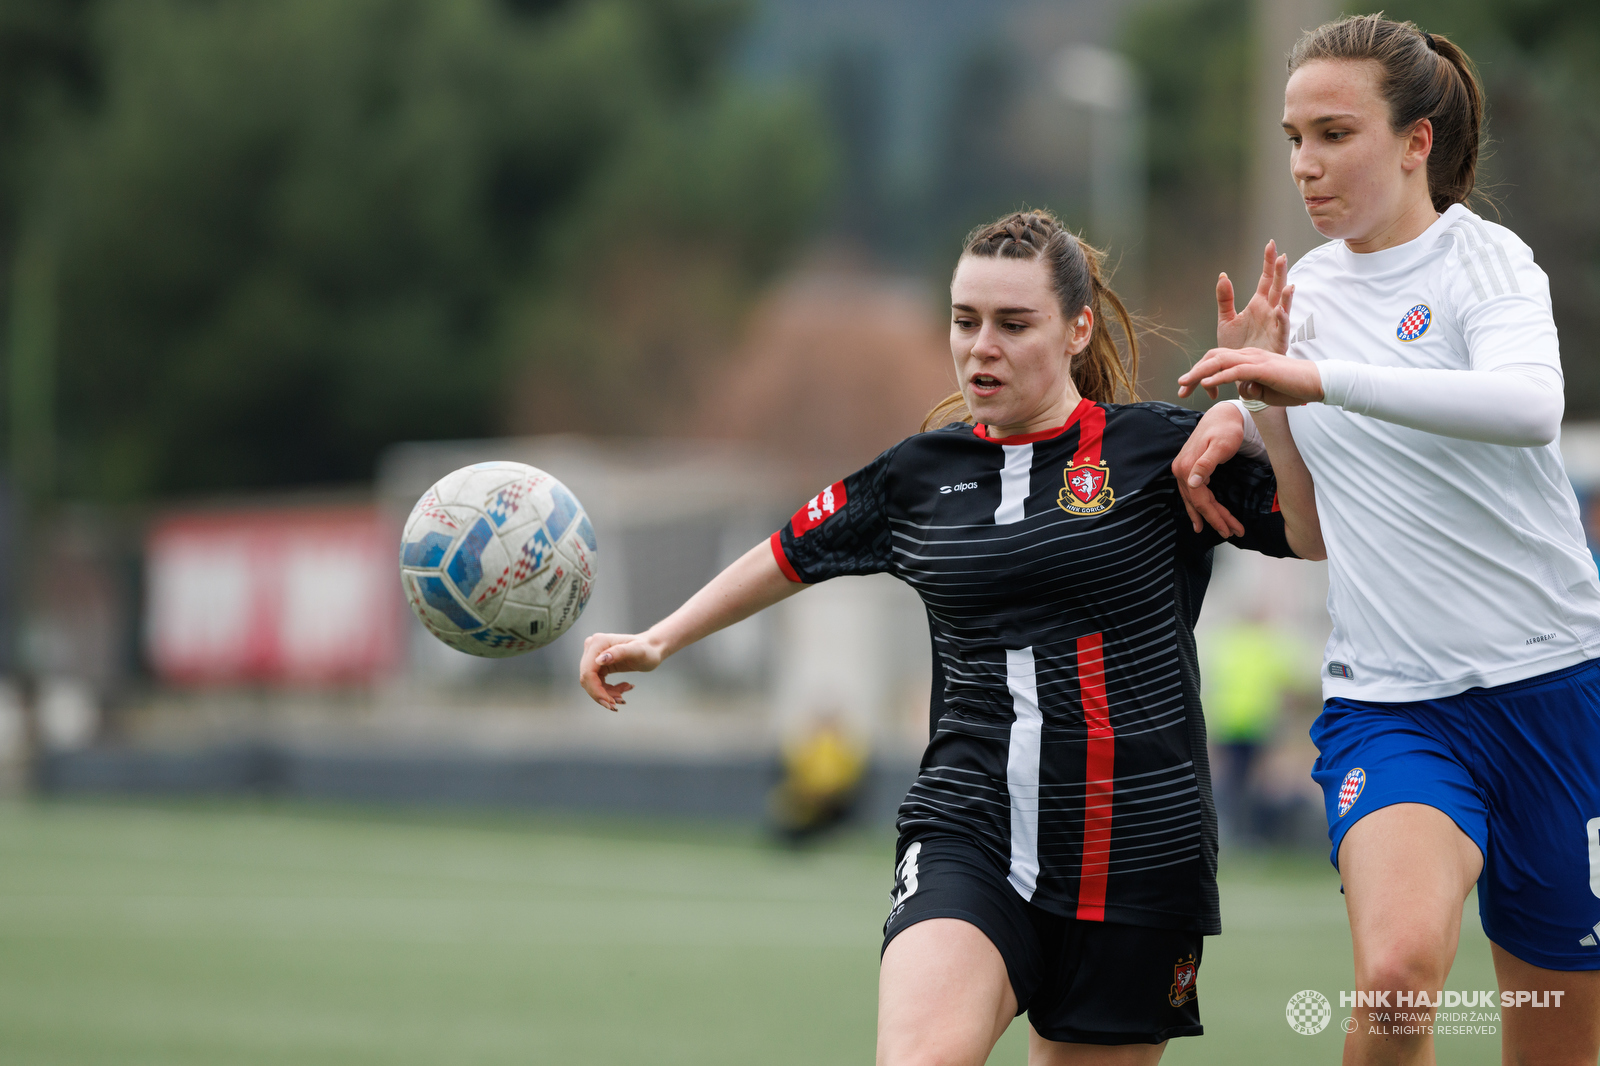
[{"xmin": 923, "ymin": 209, "xmax": 1140, "ymax": 431}]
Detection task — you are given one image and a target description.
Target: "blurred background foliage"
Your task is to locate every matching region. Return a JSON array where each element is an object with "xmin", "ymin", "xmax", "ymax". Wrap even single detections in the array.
[
  {"xmin": 0, "ymin": 0, "xmax": 831, "ymax": 500},
  {"xmin": 0, "ymin": 0, "xmax": 1596, "ymax": 503}
]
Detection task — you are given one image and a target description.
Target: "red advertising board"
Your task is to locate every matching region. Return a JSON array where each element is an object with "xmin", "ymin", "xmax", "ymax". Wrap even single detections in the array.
[{"xmin": 145, "ymin": 505, "xmax": 400, "ymax": 685}]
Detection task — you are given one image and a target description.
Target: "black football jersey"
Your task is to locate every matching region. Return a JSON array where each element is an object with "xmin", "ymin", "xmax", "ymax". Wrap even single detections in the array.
[{"xmin": 771, "ymin": 399, "xmax": 1293, "ymax": 934}]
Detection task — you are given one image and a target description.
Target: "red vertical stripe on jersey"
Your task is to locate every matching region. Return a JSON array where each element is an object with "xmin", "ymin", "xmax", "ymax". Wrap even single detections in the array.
[
  {"xmin": 1072, "ymin": 403, "xmax": 1105, "ymax": 465},
  {"xmin": 1076, "ymin": 630, "xmax": 1114, "ymax": 921}
]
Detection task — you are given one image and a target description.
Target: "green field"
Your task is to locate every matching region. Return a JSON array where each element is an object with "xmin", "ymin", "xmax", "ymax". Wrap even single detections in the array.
[{"xmin": 0, "ymin": 801, "xmax": 1503, "ymax": 1064}]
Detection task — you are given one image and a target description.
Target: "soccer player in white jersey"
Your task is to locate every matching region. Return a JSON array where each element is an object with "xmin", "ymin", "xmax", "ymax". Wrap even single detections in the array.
[
  {"xmin": 1174, "ymin": 15, "xmax": 1600, "ymax": 1065},
  {"xmin": 581, "ymin": 209, "xmax": 1322, "ymax": 1064}
]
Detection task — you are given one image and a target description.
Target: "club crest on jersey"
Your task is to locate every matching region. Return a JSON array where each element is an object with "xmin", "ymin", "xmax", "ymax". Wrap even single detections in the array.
[
  {"xmin": 1169, "ymin": 954, "xmax": 1198, "ymax": 1007},
  {"xmin": 1397, "ymin": 303, "xmax": 1431, "ymax": 342},
  {"xmin": 1058, "ymin": 461, "xmax": 1115, "ymax": 516},
  {"xmin": 1338, "ymin": 767, "xmax": 1366, "ymax": 817}
]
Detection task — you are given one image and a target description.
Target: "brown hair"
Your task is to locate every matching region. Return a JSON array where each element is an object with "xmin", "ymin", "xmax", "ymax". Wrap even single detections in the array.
[
  {"xmin": 922, "ymin": 209, "xmax": 1139, "ymax": 432},
  {"xmin": 1289, "ymin": 14, "xmax": 1484, "ymax": 213}
]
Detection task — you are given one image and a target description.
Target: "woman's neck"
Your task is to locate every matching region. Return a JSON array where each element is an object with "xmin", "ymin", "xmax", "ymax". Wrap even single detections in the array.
[{"xmin": 1345, "ymin": 191, "xmax": 1440, "ymax": 254}]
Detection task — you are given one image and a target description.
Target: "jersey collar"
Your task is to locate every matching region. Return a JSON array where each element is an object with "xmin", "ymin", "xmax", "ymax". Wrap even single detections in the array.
[{"xmin": 973, "ymin": 398, "xmax": 1094, "ymax": 446}]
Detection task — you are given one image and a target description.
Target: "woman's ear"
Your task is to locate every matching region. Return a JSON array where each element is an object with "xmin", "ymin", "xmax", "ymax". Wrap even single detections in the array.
[{"xmin": 1066, "ymin": 308, "xmax": 1095, "ymax": 355}]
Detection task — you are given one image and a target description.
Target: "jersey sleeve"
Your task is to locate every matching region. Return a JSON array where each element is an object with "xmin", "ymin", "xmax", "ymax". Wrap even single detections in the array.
[
  {"xmin": 1314, "ymin": 216, "xmax": 1564, "ymax": 447},
  {"xmin": 771, "ymin": 444, "xmax": 899, "ymax": 583},
  {"xmin": 1202, "ymin": 450, "xmax": 1295, "ymax": 558},
  {"xmin": 1145, "ymin": 404, "xmax": 1295, "ymax": 559}
]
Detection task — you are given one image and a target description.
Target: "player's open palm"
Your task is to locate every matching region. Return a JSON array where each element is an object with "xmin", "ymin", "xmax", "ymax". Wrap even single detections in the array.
[
  {"xmin": 1217, "ymin": 240, "xmax": 1294, "ymax": 355},
  {"xmin": 579, "ymin": 632, "xmax": 663, "ymax": 710}
]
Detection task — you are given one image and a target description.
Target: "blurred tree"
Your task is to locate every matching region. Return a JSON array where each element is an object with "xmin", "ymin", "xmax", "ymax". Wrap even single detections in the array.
[
  {"xmin": 1121, "ymin": 0, "xmax": 1600, "ymax": 412},
  {"xmin": 0, "ymin": 0, "xmax": 830, "ymax": 499}
]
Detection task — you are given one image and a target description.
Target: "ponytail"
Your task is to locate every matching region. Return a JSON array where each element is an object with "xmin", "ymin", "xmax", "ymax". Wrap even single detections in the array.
[
  {"xmin": 921, "ymin": 209, "xmax": 1140, "ymax": 432},
  {"xmin": 1290, "ymin": 15, "xmax": 1484, "ymax": 213}
]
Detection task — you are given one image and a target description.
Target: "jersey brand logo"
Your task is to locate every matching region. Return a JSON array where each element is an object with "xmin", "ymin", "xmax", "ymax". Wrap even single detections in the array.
[
  {"xmin": 1328, "ymin": 661, "xmax": 1353, "ymax": 679},
  {"xmin": 1169, "ymin": 954, "xmax": 1198, "ymax": 1007},
  {"xmin": 1338, "ymin": 768, "xmax": 1366, "ymax": 817},
  {"xmin": 1058, "ymin": 461, "xmax": 1115, "ymax": 516},
  {"xmin": 940, "ymin": 481, "xmax": 978, "ymax": 494},
  {"xmin": 1397, "ymin": 304, "xmax": 1431, "ymax": 342},
  {"xmin": 789, "ymin": 480, "xmax": 847, "ymax": 536}
]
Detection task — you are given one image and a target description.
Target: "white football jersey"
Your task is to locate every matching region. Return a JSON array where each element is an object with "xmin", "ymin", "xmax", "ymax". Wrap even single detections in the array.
[{"xmin": 1284, "ymin": 203, "xmax": 1600, "ymax": 701}]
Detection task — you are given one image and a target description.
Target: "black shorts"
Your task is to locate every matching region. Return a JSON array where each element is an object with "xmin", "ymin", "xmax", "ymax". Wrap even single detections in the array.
[{"xmin": 881, "ymin": 833, "xmax": 1203, "ymax": 1045}]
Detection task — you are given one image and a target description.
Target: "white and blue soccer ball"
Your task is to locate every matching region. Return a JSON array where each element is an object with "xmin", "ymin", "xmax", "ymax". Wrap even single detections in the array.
[{"xmin": 400, "ymin": 461, "xmax": 597, "ymax": 657}]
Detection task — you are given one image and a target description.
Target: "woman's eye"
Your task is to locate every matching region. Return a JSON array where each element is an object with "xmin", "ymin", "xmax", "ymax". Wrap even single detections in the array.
[
  {"xmin": 1004, "ymin": 322, "xmax": 1025, "ymax": 333},
  {"xmin": 1326, "ymin": 130, "xmax": 1347, "ymax": 141},
  {"xmin": 1287, "ymin": 135, "xmax": 1302, "ymax": 146}
]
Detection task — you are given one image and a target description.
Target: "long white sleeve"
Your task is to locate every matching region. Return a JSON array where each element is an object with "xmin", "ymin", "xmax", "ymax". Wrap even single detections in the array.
[
  {"xmin": 1309, "ymin": 212, "xmax": 1565, "ymax": 448},
  {"xmin": 1316, "ymin": 359, "xmax": 1563, "ymax": 447}
]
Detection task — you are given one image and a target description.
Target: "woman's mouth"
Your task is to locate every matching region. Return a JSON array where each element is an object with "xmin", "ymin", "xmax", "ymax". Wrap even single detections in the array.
[
  {"xmin": 969, "ymin": 374, "xmax": 1002, "ymax": 397},
  {"xmin": 1304, "ymin": 195, "xmax": 1335, "ymax": 211}
]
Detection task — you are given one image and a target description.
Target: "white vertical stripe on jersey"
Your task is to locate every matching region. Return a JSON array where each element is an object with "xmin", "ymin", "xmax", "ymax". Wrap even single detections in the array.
[
  {"xmin": 995, "ymin": 443, "xmax": 1033, "ymax": 525},
  {"xmin": 1005, "ymin": 645, "xmax": 1043, "ymax": 900}
]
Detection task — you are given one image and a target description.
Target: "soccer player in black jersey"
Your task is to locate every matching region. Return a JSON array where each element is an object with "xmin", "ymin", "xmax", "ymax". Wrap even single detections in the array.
[{"xmin": 580, "ymin": 210, "xmax": 1322, "ymax": 1065}]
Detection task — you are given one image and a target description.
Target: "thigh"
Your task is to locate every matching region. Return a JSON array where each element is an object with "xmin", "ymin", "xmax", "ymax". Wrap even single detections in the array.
[
  {"xmin": 878, "ymin": 918, "xmax": 1015, "ymax": 1066},
  {"xmin": 878, "ymin": 834, "xmax": 1038, "ymax": 1066},
  {"xmin": 1466, "ymin": 663, "xmax": 1600, "ymax": 972},
  {"xmin": 1340, "ymin": 802, "xmax": 1482, "ymax": 982},
  {"xmin": 1491, "ymin": 943, "xmax": 1600, "ymax": 1066},
  {"xmin": 1028, "ymin": 1026, "xmax": 1166, "ymax": 1066}
]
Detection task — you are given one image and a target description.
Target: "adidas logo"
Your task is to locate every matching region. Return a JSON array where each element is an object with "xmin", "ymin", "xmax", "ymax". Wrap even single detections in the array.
[
  {"xmin": 1580, "ymin": 920, "xmax": 1600, "ymax": 947},
  {"xmin": 1291, "ymin": 314, "xmax": 1317, "ymax": 345}
]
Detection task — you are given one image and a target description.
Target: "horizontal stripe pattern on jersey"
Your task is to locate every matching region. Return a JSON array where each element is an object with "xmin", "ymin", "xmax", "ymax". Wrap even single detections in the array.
[{"xmin": 774, "ymin": 399, "xmax": 1294, "ymax": 933}]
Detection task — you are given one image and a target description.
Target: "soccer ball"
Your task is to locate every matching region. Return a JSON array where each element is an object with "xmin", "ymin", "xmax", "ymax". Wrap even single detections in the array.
[{"xmin": 400, "ymin": 462, "xmax": 597, "ymax": 657}]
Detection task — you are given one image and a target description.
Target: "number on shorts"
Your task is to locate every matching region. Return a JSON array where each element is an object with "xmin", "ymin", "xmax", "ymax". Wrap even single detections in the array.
[{"xmin": 891, "ymin": 841, "xmax": 922, "ymax": 909}]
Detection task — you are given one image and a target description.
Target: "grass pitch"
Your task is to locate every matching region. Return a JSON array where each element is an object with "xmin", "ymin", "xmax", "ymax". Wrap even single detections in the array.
[{"xmin": 0, "ymin": 800, "xmax": 1501, "ymax": 1064}]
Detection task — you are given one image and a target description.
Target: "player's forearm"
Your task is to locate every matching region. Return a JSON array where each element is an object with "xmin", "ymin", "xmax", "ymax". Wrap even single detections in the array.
[
  {"xmin": 641, "ymin": 542, "xmax": 804, "ymax": 659},
  {"xmin": 1253, "ymin": 406, "xmax": 1326, "ymax": 561},
  {"xmin": 1318, "ymin": 361, "xmax": 1563, "ymax": 447}
]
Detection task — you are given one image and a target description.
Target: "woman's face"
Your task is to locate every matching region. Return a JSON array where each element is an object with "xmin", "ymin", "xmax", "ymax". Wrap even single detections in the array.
[
  {"xmin": 949, "ymin": 255, "xmax": 1090, "ymax": 435},
  {"xmin": 1283, "ymin": 58, "xmax": 1433, "ymax": 246}
]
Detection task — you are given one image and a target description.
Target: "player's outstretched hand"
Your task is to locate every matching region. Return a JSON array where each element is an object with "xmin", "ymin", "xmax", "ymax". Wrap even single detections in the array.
[
  {"xmin": 1217, "ymin": 241, "xmax": 1295, "ymax": 355},
  {"xmin": 579, "ymin": 632, "xmax": 664, "ymax": 711},
  {"xmin": 1172, "ymin": 403, "xmax": 1246, "ymax": 539},
  {"xmin": 1178, "ymin": 347, "xmax": 1324, "ymax": 406}
]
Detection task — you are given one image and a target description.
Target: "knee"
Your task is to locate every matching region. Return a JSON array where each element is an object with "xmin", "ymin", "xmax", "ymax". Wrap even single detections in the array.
[{"xmin": 1356, "ymin": 940, "xmax": 1451, "ymax": 999}]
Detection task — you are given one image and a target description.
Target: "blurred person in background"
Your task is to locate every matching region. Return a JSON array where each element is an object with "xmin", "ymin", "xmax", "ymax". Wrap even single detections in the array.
[
  {"xmin": 768, "ymin": 714, "xmax": 868, "ymax": 844},
  {"xmin": 1176, "ymin": 15, "xmax": 1600, "ymax": 1064},
  {"xmin": 1202, "ymin": 609, "xmax": 1306, "ymax": 845},
  {"xmin": 581, "ymin": 209, "xmax": 1324, "ymax": 1064}
]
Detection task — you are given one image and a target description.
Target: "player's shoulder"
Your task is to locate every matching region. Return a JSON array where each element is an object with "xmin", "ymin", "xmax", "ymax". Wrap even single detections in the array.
[
  {"xmin": 1109, "ymin": 400, "xmax": 1201, "ymax": 432},
  {"xmin": 1437, "ymin": 203, "xmax": 1541, "ymax": 283}
]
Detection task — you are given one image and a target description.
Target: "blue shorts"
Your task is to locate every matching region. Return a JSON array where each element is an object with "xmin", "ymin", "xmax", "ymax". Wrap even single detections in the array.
[{"xmin": 1311, "ymin": 658, "xmax": 1600, "ymax": 971}]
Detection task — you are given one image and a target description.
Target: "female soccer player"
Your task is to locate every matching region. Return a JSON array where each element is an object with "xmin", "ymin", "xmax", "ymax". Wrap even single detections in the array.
[
  {"xmin": 581, "ymin": 209, "xmax": 1321, "ymax": 1064},
  {"xmin": 1176, "ymin": 15, "xmax": 1600, "ymax": 1065}
]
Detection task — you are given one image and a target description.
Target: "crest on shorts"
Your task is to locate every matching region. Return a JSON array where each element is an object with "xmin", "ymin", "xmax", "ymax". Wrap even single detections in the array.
[
  {"xmin": 1058, "ymin": 461, "xmax": 1115, "ymax": 516},
  {"xmin": 1169, "ymin": 954, "xmax": 1198, "ymax": 1007},
  {"xmin": 1338, "ymin": 767, "xmax": 1366, "ymax": 818},
  {"xmin": 1397, "ymin": 304, "xmax": 1431, "ymax": 342}
]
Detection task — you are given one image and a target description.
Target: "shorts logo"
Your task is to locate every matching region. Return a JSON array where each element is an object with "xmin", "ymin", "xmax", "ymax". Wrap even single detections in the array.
[
  {"xmin": 1397, "ymin": 304, "xmax": 1431, "ymax": 342},
  {"xmin": 887, "ymin": 842, "xmax": 922, "ymax": 926},
  {"xmin": 1328, "ymin": 661, "xmax": 1354, "ymax": 680},
  {"xmin": 1058, "ymin": 461, "xmax": 1115, "ymax": 516},
  {"xmin": 1338, "ymin": 768, "xmax": 1366, "ymax": 817},
  {"xmin": 1169, "ymin": 954, "xmax": 1198, "ymax": 1007}
]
